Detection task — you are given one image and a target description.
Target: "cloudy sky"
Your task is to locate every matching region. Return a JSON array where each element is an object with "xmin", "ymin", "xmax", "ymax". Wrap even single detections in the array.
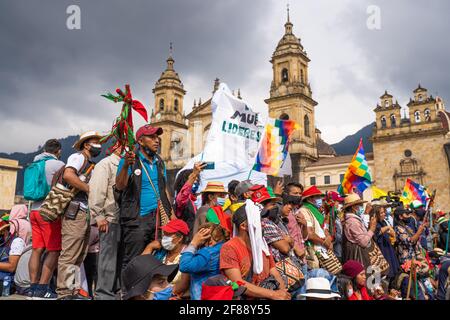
[{"xmin": 1, "ymin": 0, "xmax": 449, "ymax": 153}]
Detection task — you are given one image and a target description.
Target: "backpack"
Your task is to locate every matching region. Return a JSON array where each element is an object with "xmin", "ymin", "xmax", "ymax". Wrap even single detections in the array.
[{"xmin": 23, "ymin": 156, "xmax": 54, "ymax": 201}]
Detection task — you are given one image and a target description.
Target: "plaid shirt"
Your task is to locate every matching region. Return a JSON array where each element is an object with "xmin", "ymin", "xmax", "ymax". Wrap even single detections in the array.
[{"xmin": 261, "ymin": 218, "xmax": 289, "ymax": 262}]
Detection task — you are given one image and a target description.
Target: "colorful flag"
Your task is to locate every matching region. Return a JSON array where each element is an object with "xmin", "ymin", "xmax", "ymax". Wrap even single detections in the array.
[
  {"xmin": 400, "ymin": 178, "xmax": 427, "ymax": 206},
  {"xmin": 338, "ymin": 138, "xmax": 372, "ymax": 195},
  {"xmin": 252, "ymin": 118, "xmax": 300, "ymax": 176}
]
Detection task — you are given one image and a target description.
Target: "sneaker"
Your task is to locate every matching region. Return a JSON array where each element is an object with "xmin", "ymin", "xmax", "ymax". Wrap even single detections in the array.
[{"xmin": 32, "ymin": 290, "xmax": 58, "ymax": 300}]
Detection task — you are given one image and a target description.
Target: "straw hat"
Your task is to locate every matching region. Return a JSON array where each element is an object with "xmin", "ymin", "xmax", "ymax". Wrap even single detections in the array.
[
  {"xmin": 73, "ymin": 131, "xmax": 103, "ymax": 151},
  {"xmin": 201, "ymin": 182, "xmax": 227, "ymax": 194},
  {"xmin": 342, "ymin": 193, "xmax": 367, "ymax": 210}
]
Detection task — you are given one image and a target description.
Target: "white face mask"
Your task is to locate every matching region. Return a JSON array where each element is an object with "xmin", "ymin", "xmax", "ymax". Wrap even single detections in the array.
[
  {"xmin": 347, "ymin": 289, "xmax": 354, "ymax": 297},
  {"xmin": 161, "ymin": 236, "xmax": 176, "ymax": 251}
]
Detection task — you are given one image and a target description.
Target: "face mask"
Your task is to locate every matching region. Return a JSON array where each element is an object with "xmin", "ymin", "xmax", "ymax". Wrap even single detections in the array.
[
  {"xmin": 161, "ymin": 236, "xmax": 176, "ymax": 251},
  {"xmin": 314, "ymin": 198, "xmax": 323, "ymax": 208},
  {"xmin": 355, "ymin": 206, "xmax": 364, "ymax": 217},
  {"xmin": 191, "ymin": 182, "xmax": 199, "ymax": 194},
  {"xmin": 152, "ymin": 286, "xmax": 173, "ymax": 300},
  {"xmin": 216, "ymin": 197, "xmax": 226, "ymax": 207},
  {"xmin": 347, "ymin": 289, "xmax": 354, "ymax": 297},
  {"xmin": 142, "ymin": 145, "xmax": 156, "ymax": 157},
  {"xmin": 89, "ymin": 143, "xmax": 102, "ymax": 158}
]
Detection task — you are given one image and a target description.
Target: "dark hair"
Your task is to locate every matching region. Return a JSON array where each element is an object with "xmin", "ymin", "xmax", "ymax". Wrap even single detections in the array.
[
  {"xmin": 44, "ymin": 139, "xmax": 61, "ymax": 155},
  {"xmin": 173, "ymin": 169, "xmax": 193, "ymax": 195},
  {"xmin": 283, "ymin": 182, "xmax": 304, "ymax": 196},
  {"xmin": 228, "ymin": 180, "xmax": 240, "ymax": 196},
  {"xmin": 175, "ymin": 231, "xmax": 189, "ymax": 245},
  {"xmin": 201, "ymin": 192, "xmax": 215, "ymax": 206},
  {"xmin": 198, "ymin": 222, "xmax": 230, "ymax": 243},
  {"xmin": 371, "ymin": 205, "xmax": 385, "ymax": 222}
]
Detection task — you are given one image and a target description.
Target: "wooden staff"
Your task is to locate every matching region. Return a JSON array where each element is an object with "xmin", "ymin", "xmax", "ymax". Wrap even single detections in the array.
[{"xmin": 406, "ymin": 258, "xmax": 415, "ymax": 300}]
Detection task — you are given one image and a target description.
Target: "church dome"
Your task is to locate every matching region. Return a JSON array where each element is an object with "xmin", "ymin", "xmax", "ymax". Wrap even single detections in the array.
[{"xmin": 154, "ymin": 55, "xmax": 185, "ymax": 93}]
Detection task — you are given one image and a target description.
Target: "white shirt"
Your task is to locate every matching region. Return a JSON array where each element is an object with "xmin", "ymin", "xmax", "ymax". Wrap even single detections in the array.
[
  {"xmin": 66, "ymin": 153, "xmax": 88, "ymax": 210},
  {"xmin": 9, "ymin": 238, "xmax": 26, "ymax": 256}
]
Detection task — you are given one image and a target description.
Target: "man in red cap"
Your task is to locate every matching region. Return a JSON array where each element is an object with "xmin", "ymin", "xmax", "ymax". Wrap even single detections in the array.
[
  {"xmin": 298, "ymin": 186, "xmax": 334, "ymax": 269},
  {"xmin": 115, "ymin": 124, "xmax": 174, "ymax": 277}
]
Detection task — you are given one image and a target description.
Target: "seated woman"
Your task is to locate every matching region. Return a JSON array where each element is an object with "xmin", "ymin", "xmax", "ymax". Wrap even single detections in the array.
[
  {"xmin": 122, "ymin": 254, "xmax": 179, "ymax": 300},
  {"xmin": 0, "ymin": 205, "xmax": 31, "ymax": 290},
  {"xmin": 179, "ymin": 222, "xmax": 229, "ymax": 300},
  {"xmin": 341, "ymin": 260, "xmax": 373, "ymax": 300},
  {"xmin": 142, "ymin": 219, "xmax": 190, "ymax": 298}
]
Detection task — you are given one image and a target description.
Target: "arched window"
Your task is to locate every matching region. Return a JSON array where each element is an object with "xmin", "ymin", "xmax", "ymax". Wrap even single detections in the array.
[
  {"xmin": 159, "ymin": 98, "xmax": 165, "ymax": 111},
  {"xmin": 300, "ymin": 69, "xmax": 304, "ymax": 83},
  {"xmin": 418, "ymin": 95, "xmax": 423, "ymax": 102},
  {"xmin": 381, "ymin": 116, "xmax": 387, "ymax": 128},
  {"xmin": 282, "ymin": 68, "xmax": 289, "ymax": 82},
  {"xmin": 279, "ymin": 113, "xmax": 290, "ymax": 120},
  {"xmin": 414, "ymin": 111, "xmax": 421, "ymax": 123},
  {"xmin": 174, "ymin": 99, "xmax": 179, "ymax": 112},
  {"xmin": 384, "ymin": 100, "xmax": 390, "ymax": 107},
  {"xmin": 390, "ymin": 114, "xmax": 396, "ymax": 127},
  {"xmin": 304, "ymin": 115, "xmax": 310, "ymax": 137},
  {"xmin": 424, "ymin": 109, "xmax": 431, "ymax": 121}
]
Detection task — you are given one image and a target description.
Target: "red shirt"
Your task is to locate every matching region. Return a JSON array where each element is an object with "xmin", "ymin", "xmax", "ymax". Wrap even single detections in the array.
[
  {"xmin": 220, "ymin": 237, "xmax": 275, "ymax": 286},
  {"xmin": 348, "ymin": 286, "xmax": 373, "ymax": 301}
]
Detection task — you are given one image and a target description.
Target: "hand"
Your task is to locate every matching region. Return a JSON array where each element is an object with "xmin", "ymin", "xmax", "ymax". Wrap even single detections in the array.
[
  {"xmin": 273, "ymin": 180, "xmax": 284, "ymax": 196},
  {"xmin": 422, "ymin": 220, "xmax": 430, "ymax": 228},
  {"xmin": 369, "ymin": 216, "xmax": 377, "ymax": 231},
  {"xmin": 295, "ymin": 213, "xmax": 307, "ymax": 227},
  {"xmin": 284, "ymin": 235, "xmax": 294, "ymax": 247},
  {"xmin": 191, "ymin": 228, "xmax": 211, "ymax": 248},
  {"xmin": 193, "ymin": 162, "xmax": 207, "ymax": 176},
  {"xmin": 272, "ymin": 289, "xmax": 291, "ymax": 300},
  {"xmin": 322, "ymin": 237, "xmax": 332, "ymax": 250},
  {"xmin": 148, "ymin": 240, "xmax": 162, "ymax": 251},
  {"xmin": 124, "ymin": 152, "xmax": 136, "ymax": 167},
  {"xmin": 97, "ymin": 219, "xmax": 109, "ymax": 233}
]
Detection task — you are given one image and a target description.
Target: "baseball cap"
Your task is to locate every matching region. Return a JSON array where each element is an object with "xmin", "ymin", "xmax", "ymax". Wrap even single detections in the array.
[
  {"xmin": 235, "ymin": 180, "xmax": 254, "ymax": 198},
  {"xmin": 160, "ymin": 219, "xmax": 190, "ymax": 236},
  {"xmin": 136, "ymin": 124, "xmax": 163, "ymax": 141},
  {"xmin": 232, "ymin": 204, "xmax": 248, "ymax": 227}
]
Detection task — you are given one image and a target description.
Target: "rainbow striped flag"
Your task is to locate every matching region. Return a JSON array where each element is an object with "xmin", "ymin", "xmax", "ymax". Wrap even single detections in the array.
[
  {"xmin": 338, "ymin": 138, "xmax": 372, "ymax": 195},
  {"xmin": 400, "ymin": 178, "xmax": 428, "ymax": 206},
  {"xmin": 253, "ymin": 118, "xmax": 300, "ymax": 176}
]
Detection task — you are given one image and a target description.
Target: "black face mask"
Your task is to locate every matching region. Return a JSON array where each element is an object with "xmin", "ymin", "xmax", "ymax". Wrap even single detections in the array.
[
  {"xmin": 89, "ymin": 146, "xmax": 102, "ymax": 158},
  {"xmin": 142, "ymin": 145, "xmax": 156, "ymax": 157}
]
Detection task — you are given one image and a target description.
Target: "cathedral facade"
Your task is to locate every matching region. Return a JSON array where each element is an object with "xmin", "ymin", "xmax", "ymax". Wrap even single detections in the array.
[{"xmin": 148, "ymin": 14, "xmax": 450, "ymax": 211}]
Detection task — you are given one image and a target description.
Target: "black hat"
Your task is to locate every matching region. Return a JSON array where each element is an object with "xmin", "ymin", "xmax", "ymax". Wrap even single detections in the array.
[
  {"xmin": 122, "ymin": 254, "xmax": 179, "ymax": 300},
  {"xmin": 415, "ymin": 208, "xmax": 426, "ymax": 219},
  {"xmin": 232, "ymin": 204, "xmax": 248, "ymax": 227},
  {"xmin": 394, "ymin": 207, "xmax": 410, "ymax": 217}
]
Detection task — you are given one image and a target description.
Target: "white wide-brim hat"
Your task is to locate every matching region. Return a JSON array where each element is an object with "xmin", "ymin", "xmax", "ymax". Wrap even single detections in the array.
[{"xmin": 299, "ymin": 277, "xmax": 341, "ymax": 299}]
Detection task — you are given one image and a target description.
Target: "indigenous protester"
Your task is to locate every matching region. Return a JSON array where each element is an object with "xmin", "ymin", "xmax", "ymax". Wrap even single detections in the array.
[
  {"xmin": 219, "ymin": 203, "xmax": 291, "ymax": 300},
  {"xmin": 121, "ymin": 254, "xmax": 178, "ymax": 300},
  {"xmin": 88, "ymin": 149, "xmax": 121, "ymax": 300},
  {"xmin": 298, "ymin": 186, "xmax": 333, "ymax": 270},
  {"xmin": 56, "ymin": 131, "xmax": 102, "ymax": 300},
  {"xmin": 299, "ymin": 277, "xmax": 340, "ymax": 300},
  {"xmin": 393, "ymin": 207, "xmax": 427, "ymax": 265},
  {"xmin": 28, "ymin": 139, "xmax": 65, "ymax": 299},
  {"xmin": 342, "ymin": 193, "xmax": 377, "ymax": 268},
  {"xmin": 222, "ymin": 180, "xmax": 240, "ymax": 215},
  {"xmin": 193, "ymin": 181, "xmax": 227, "ymax": 235},
  {"xmin": 234, "ymin": 180, "xmax": 255, "ymax": 202},
  {"xmin": 372, "ymin": 205, "xmax": 400, "ymax": 280},
  {"xmin": 179, "ymin": 222, "xmax": 229, "ymax": 300},
  {"xmin": 84, "ymin": 226, "xmax": 99, "ymax": 298},
  {"xmin": 173, "ymin": 162, "xmax": 206, "ymax": 240},
  {"xmin": 409, "ymin": 201, "xmax": 432, "ymax": 251},
  {"xmin": 256, "ymin": 186, "xmax": 305, "ymax": 296},
  {"xmin": 115, "ymin": 125, "xmax": 173, "ymax": 274},
  {"xmin": 0, "ymin": 205, "xmax": 32, "ymax": 292},
  {"xmin": 142, "ymin": 219, "xmax": 190, "ymax": 298},
  {"xmin": 341, "ymin": 260, "xmax": 373, "ymax": 300},
  {"xmin": 362, "ymin": 203, "xmax": 372, "ymax": 229}
]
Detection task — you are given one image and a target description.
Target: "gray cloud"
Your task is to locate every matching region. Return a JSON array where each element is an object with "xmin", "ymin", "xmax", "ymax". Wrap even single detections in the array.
[{"xmin": 0, "ymin": 0, "xmax": 449, "ymax": 152}]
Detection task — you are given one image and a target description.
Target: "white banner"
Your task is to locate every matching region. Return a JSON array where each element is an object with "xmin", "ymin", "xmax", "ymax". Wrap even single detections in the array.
[{"xmin": 202, "ymin": 83, "xmax": 268, "ymax": 169}]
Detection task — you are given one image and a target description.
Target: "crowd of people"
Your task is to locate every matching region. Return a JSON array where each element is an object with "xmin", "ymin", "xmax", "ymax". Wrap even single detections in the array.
[{"xmin": 0, "ymin": 124, "xmax": 449, "ymax": 300}]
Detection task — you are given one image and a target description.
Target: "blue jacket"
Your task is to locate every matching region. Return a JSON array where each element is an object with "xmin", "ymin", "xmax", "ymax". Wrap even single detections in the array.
[{"xmin": 179, "ymin": 242, "xmax": 224, "ymax": 300}]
